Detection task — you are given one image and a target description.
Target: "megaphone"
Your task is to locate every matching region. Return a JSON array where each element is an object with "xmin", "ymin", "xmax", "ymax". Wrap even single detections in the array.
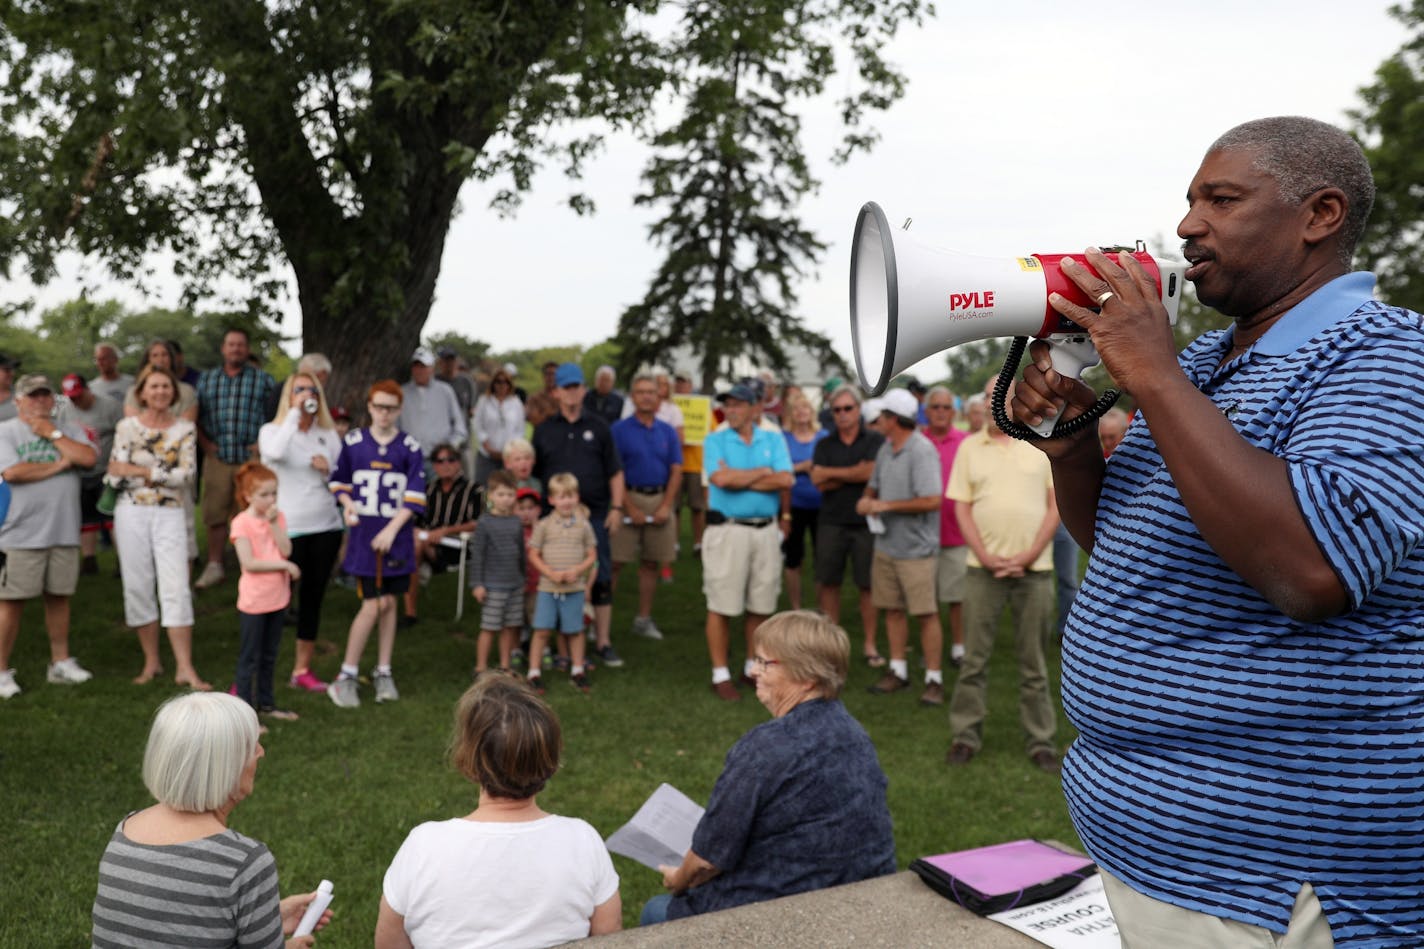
[{"xmin": 849, "ymin": 201, "xmax": 1187, "ymax": 437}]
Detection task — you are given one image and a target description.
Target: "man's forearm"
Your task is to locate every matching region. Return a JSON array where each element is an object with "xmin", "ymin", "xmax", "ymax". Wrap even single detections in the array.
[{"xmin": 1047, "ymin": 439, "xmax": 1107, "ymax": 551}]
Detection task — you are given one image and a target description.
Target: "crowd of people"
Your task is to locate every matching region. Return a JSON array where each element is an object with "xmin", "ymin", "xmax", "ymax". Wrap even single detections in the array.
[{"xmin": 13, "ymin": 113, "xmax": 1424, "ymax": 946}]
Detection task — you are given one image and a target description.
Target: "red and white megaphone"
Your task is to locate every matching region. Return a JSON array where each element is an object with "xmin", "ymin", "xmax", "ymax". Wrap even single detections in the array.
[{"xmin": 849, "ymin": 201, "xmax": 1187, "ymax": 437}]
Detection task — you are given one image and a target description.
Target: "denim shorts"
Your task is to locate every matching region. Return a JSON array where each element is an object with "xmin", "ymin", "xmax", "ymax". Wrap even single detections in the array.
[{"xmin": 533, "ymin": 590, "xmax": 586, "ymax": 634}]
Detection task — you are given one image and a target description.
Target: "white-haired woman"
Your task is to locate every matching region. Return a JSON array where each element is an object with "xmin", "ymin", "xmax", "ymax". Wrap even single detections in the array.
[
  {"xmin": 91, "ymin": 692, "xmax": 331, "ymax": 948},
  {"xmin": 258, "ymin": 372, "xmax": 344, "ymax": 692}
]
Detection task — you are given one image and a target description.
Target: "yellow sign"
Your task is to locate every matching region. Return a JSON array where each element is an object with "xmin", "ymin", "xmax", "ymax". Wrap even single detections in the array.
[
  {"xmin": 673, "ymin": 394, "xmax": 713, "ymax": 445},
  {"xmin": 1017, "ymin": 256, "xmax": 1042, "ymax": 271}
]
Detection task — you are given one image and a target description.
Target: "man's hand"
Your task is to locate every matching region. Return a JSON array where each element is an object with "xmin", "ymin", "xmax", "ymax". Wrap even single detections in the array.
[
  {"xmin": 856, "ymin": 496, "xmax": 882, "ymax": 517},
  {"xmin": 605, "ymin": 508, "xmax": 622, "ymax": 534}
]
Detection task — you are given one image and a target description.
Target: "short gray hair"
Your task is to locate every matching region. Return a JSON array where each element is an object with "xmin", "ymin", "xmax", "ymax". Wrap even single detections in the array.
[
  {"xmin": 1209, "ymin": 117, "xmax": 1375, "ymax": 266},
  {"xmin": 630, "ymin": 373, "xmax": 657, "ymax": 389},
  {"xmin": 595, "ymin": 365, "xmax": 616, "ymax": 381},
  {"xmin": 755, "ymin": 610, "xmax": 850, "ymax": 699},
  {"xmin": 143, "ymin": 693, "xmax": 260, "ymax": 813},
  {"xmin": 826, "ymin": 384, "xmax": 861, "ymax": 407},
  {"xmin": 297, "ymin": 352, "xmax": 332, "ymax": 377},
  {"xmin": 926, "ymin": 385, "xmax": 953, "ymax": 404}
]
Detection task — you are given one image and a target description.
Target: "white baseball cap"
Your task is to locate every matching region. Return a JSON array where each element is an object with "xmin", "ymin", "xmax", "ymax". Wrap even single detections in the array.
[{"xmin": 880, "ymin": 388, "xmax": 919, "ymax": 422}]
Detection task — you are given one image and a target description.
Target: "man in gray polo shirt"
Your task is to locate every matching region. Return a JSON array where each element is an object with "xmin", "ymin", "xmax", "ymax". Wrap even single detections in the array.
[
  {"xmin": 0, "ymin": 374, "xmax": 100, "ymax": 699},
  {"xmin": 857, "ymin": 388, "xmax": 945, "ymax": 706}
]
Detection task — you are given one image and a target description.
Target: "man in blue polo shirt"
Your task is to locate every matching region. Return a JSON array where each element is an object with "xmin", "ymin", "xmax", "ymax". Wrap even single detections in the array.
[
  {"xmin": 1013, "ymin": 117, "xmax": 1424, "ymax": 945},
  {"xmin": 611, "ymin": 373, "xmax": 682, "ymax": 641},
  {"xmin": 701, "ymin": 383, "xmax": 792, "ymax": 701}
]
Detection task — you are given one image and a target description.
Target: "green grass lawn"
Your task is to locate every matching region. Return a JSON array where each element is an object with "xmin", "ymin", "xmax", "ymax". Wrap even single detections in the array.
[{"xmin": 0, "ymin": 532, "xmax": 1079, "ymax": 947}]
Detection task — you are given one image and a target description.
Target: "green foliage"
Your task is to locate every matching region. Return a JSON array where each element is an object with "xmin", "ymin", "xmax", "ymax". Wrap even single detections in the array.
[
  {"xmin": 1352, "ymin": 0, "xmax": 1424, "ymax": 308},
  {"xmin": 1, "ymin": 520, "xmax": 1078, "ymax": 945},
  {"xmin": 423, "ymin": 331, "xmax": 491, "ymax": 370},
  {"xmin": 613, "ymin": 0, "xmax": 930, "ymax": 391}
]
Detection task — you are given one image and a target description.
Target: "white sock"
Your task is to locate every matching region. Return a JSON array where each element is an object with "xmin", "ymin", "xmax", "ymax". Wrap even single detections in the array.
[
  {"xmin": 951, "ymin": 643, "xmax": 965, "ymax": 661},
  {"xmin": 374, "ymin": 664, "xmax": 391, "ymax": 677},
  {"xmin": 340, "ymin": 664, "xmax": 359, "ymax": 679},
  {"xmin": 925, "ymin": 669, "xmax": 943, "ymax": 685},
  {"xmin": 527, "ymin": 669, "xmax": 541, "ymax": 681},
  {"xmin": 572, "ymin": 665, "xmax": 585, "ymax": 676},
  {"xmin": 890, "ymin": 659, "xmax": 908, "ymax": 680},
  {"xmin": 711, "ymin": 666, "xmax": 731, "ymax": 685}
]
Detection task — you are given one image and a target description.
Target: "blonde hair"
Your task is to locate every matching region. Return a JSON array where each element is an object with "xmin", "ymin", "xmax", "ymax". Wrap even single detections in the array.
[
  {"xmin": 502, "ymin": 438, "xmax": 534, "ymax": 462},
  {"xmin": 142, "ymin": 693, "xmax": 260, "ymax": 813},
  {"xmin": 271, "ymin": 372, "xmax": 335, "ymax": 429},
  {"xmin": 755, "ymin": 610, "xmax": 850, "ymax": 699},
  {"xmin": 546, "ymin": 472, "xmax": 579, "ymax": 497}
]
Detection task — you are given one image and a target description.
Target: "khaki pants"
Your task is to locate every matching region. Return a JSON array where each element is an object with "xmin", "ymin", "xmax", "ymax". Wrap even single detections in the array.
[
  {"xmin": 948, "ymin": 567, "xmax": 1055, "ymax": 754},
  {"xmin": 1101, "ymin": 869, "xmax": 1334, "ymax": 949}
]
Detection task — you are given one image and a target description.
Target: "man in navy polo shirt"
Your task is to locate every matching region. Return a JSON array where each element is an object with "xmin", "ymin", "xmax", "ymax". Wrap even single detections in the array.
[
  {"xmin": 532, "ymin": 363, "xmax": 627, "ymax": 667},
  {"xmin": 611, "ymin": 373, "xmax": 682, "ymax": 641},
  {"xmin": 1013, "ymin": 117, "xmax": 1424, "ymax": 944},
  {"xmin": 700, "ymin": 383, "xmax": 792, "ymax": 701}
]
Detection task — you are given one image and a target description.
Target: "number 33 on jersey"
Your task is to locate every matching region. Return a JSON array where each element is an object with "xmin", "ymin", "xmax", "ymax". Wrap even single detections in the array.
[{"xmin": 330, "ymin": 427, "xmax": 427, "ymax": 578}]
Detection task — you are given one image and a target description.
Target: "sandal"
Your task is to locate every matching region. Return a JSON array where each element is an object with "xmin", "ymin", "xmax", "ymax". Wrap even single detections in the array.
[
  {"xmin": 865, "ymin": 653, "xmax": 887, "ymax": 668},
  {"xmin": 260, "ymin": 707, "xmax": 300, "ymax": 721}
]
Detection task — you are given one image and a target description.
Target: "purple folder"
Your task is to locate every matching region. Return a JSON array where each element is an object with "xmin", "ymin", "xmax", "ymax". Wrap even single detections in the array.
[{"xmin": 911, "ymin": 839, "xmax": 1096, "ymax": 914}]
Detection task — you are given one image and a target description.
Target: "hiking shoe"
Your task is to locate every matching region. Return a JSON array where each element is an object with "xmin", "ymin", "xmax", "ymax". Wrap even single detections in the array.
[
  {"xmin": 373, "ymin": 672, "xmax": 400, "ymax": 703},
  {"xmin": 631, "ymin": 617, "xmax": 664, "ymax": 640},
  {"xmin": 1031, "ymin": 749, "xmax": 1062, "ymax": 774},
  {"xmin": 327, "ymin": 676, "xmax": 360, "ymax": 708},
  {"xmin": 570, "ymin": 672, "xmax": 591, "ymax": 694},
  {"xmin": 919, "ymin": 681, "xmax": 945, "ymax": 707},
  {"xmin": 711, "ymin": 680, "xmax": 741, "ymax": 702},
  {"xmin": 867, "ymin": 672, "xmax": 910, "ymax": 695},
  {"xmin": 946, "ymin": 742, "xmax": 976, "ymax": 766},
  {"xmin": 0, "ymin": 669, "xmax": 20, "ymax": 699},
  {"xmin": 593, "ymin": 644, "xmax": 624, "ymax": 668},
  {"xmin": 289, "ymin": 671, "xmax": 329, "ymax": 693},
  {"xmin": 47, "ymin": 657, "xmax": 93, "ymax": 685},
  {"xmin": 526, "ymin": 674, "xmax": 546, "ymax": 696},
  {"xmin": 194, "ymin": 561, "xmax": 225, "ymax": 589}
]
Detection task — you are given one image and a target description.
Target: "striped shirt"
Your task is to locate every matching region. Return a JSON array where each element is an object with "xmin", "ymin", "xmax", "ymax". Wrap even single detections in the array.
[
  {"xmin": 530, "ymin": 511, "xmax": 596, "ymax": 593},
  {"xmin": 422, "ymin": 475, "xmax": 482, "ymax": 530},
  {"xmin": 1063, "ymin": 273, "xmax": 1424, "ymax": 945},
  {"xmin": 468, "ymin": 512, "xmax": 526, "ymax": 592},
  {"xmin": 92, "ymin": 818, "xmax": 283, "ymax": 948}
]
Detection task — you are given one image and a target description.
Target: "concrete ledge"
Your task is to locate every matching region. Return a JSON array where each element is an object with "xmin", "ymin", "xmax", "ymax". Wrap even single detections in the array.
[{"xmin": 564, "ymin": 869, "xmax": 1046, "ymax": 948}]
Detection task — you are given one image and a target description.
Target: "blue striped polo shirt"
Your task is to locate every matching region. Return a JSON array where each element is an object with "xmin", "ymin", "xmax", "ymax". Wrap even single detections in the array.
[{"xmin": 1062, "ymin": 272, "xmax": 1424, "ymax": 945}]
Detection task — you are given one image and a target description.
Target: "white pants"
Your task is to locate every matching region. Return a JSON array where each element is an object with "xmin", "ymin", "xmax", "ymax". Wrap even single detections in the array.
[
  {"xmin": 114, "ymin": 501, "xmax": 194, "ymax": 628},
  {"xmin": 1101, "ymin": 868, "xmax": 1334, "ymax": 949}
]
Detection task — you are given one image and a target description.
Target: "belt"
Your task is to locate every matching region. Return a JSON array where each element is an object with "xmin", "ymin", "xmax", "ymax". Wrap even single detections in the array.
[
  {"xmin": 628, "ymin": 485, "xmax": 665, "ymax": 494},
  {"xmin": 709, "ymin": 511, "xmax": 773, "ymax": 528}
]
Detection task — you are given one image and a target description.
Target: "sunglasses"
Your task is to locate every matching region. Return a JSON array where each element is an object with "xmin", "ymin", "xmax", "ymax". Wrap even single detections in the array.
[{"xmin": 831, "ymin": 404, "xmax": 857, "ymax": 414}]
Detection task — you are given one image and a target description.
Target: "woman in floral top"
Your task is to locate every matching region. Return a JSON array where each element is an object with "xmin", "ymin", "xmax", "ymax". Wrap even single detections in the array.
[{"xmin": 108, "ymin": 365, "xmax": 209, "ymax": 690}]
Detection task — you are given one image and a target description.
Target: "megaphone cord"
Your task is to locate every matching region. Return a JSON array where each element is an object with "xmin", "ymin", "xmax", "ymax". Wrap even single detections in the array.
[{"xmin": 991, "ymin": 337, "xmax": 1120, "ymax": 442}]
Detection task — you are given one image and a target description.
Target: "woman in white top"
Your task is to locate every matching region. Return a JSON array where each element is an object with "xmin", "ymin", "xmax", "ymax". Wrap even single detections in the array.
[
  {"xmin": 109, "ymin": 366, "xmax": 209, "ymax": 690},
  {"xmin": 472, "ymin": 367, "xmax": 524, "ymax": 486},
  {"xmin": 376, "ymin": 676, "xmax": 621, "ymax": 949},
  {"xmin": 258, "ymin": 372, "xmax": 344, "ymax": 692}
]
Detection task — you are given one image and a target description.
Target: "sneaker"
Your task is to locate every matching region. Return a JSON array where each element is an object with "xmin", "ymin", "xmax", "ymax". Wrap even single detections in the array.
[
  {"xmin": 527, "ymin": 674, "xmax": 546, "ymax": 696},
  {"xmin": 631, "ymin": 617, "xmax": 664, "ymax": 640},
  {"xmin": 417, "ymin": 561, "xmax": 434, "ymax": 587},
  {"xmin": 510, "ymin": 648, "xmax": 527, "ymax": 668},
  {"xmin": 867, "ymin": 672, "xmax": 910, "ymax": 695},
  {"xmin": 946, "ymin": 742, "xmax": 976, "ymax": 766},
  {"xmin": 710, "ymin": 679, "xmax": 741, "ymax": 702},
  {"xmin": 399, "ymin": 614, "xmax": 419, "ymax": 629},
  {"xmin": 333, "ymin": 573, "xmax": 357, "ymax": 590},
  {"xmin": 919, "ymin": 681, "xmax": 945, "ymax": 707},
  {"xmin": 47, "ymin": 657, "xmax": 93, "ymax": 685},
  {"xmin": 373, "ymin": 672, "xmax": 400, "ymax": 703},
  {"xmin": 193, "ymin": 561, "xmax": 225, "ymax": 589},
  {"xmin": 552, "ymin": 655, "xmax": 571, "ymax": 673},
  {"xmin": 327, "ymin": 676, "xmax": 360, "ymax": 708},
  {"xmin": 0, "ymin": 669, "xmax": 20, "ymax": 699},
  {"xmin": 289, "ymin": 671, "xmax": 329, "ymax": 693},
  {"xmin": 570, "ymin": 672, "xmax": 591, "ymax": 693},
  {"xmin": 593, "ymin": 644, "xmax": 624, "ymax": 668}
]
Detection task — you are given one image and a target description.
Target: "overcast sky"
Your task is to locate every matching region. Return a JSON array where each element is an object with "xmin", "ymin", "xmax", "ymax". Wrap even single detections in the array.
[{"xmin": 10, "ymin": 0, "xmax": 1410, "ymax": 384}]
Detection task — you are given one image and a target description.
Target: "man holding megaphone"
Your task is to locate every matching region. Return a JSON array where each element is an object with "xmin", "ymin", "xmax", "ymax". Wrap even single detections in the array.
[{"xmin": 1000, "ymin": 118, "xmax": 1424, "ymax": 944}]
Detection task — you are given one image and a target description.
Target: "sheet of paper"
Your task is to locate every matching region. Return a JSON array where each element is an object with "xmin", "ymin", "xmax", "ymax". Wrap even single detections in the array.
[
  {"xmin": 988, "ymin": 875, "xmax": 1120, "ymax": 949},
  {"xmin": 605, "ymin": 783, "xmax": 705, "ymax": 871}
]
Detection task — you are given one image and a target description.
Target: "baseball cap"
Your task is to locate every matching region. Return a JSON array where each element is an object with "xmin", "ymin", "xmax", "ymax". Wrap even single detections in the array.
[
  {"xmin": 411, "ymin": 346, "xmax": 436, "ymax": 366},
  {"xmin": 716, "ymin": 382, "xmax": 758, "ymax": 404},
  {"xmin": 330, "ymin": 405, "xmax": 351, "ymax": 421},
  {"xmin": 881, "ymin": 388, "xmax": 919, "ymax": 421},
  {"xmin": 436, "ymin": 345, "xmax": 457, "ymax": 359},
  {"xmin": 861, "ymin": 397, "xmax": 885, "ymax": 421},
  {"xmin": 502, "ymin": 362, "xmax": 518, "ymax": 375},
  {"xmin": 516, "ymin": 487, "xmax": 542, "ymax": 504},
  {"xmin": 17, "ymin": 373, "xmax": 54, "ymax": 397},
  {"xmin": 0, "ymin": 354, "xmax": 15, "ymax": 371},
  {"xmin": 61, "ymin": 374, "xmax": 87, "ymax": 397},
  {"xmin": 902, "ymin": 375, "xmax": 927, "ymax": 395},
  {"xmin": 554, "ymin": 363, "xmax": 584, "ymax": 387}
]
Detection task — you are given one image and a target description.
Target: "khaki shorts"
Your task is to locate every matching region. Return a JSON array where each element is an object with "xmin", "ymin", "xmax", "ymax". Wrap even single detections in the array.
[
  {"xmin": 871, "ymin": 550, "xmax": 937, "ymax": 615},
  {"xmin": 612, "ymin": 491, "xmax": 677, "ymax": 564},
  {"xmin": 702, "ymin": 522, "xmax": 781, "ymax": 616},
  {"xmin": 936, "ymin": 545, "xmax": 968, "ymax": 604},
  {"xmin": 679, "ymin": 471, "xmax": 706, "ymax": 512},
  {"xmin": 0, "ymin": 547, "xmax": 81, "ymax": 599},
  {"xmin": 201, "ymin": 454, "xmax": 246, "ymax": 530}
]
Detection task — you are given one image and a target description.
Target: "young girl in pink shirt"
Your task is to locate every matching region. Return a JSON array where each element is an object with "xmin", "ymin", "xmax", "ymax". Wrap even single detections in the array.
[{"xmin": 230, "ymin": 461, "xmax": 302, "ymax": 721}]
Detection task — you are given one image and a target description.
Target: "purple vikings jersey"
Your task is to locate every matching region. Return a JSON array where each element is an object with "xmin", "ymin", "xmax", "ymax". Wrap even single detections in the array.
[{"xmin": 330, "ymin": 427, "xmax": 426, "ymax": 578}]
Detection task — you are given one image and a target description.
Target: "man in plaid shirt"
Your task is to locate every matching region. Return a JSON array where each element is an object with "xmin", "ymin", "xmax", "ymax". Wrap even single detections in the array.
[{"xmin": 194, "ymin": 327, "xmax": 276, "ymax": 588}]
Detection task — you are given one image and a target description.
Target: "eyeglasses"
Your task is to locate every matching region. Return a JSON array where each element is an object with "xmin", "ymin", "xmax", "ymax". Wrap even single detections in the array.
[
  {"xmin": 750, "ymin": 656, "xmax": 781, "ymax": 670},
  {"xmin": 831, "ymin": 404, "xmax": 857, "ymax": 414},
  {"xmin": 369, "ymin": 402, "xmax": 401, "ymax": 412},
  {"xmin": 927, "ymin": 403, "xmax": 954, "ymax": 411}
]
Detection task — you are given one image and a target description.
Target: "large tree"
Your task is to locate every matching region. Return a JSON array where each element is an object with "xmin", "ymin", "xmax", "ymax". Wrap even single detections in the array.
[
  {"xmin": 614, "ymin": 0, "xmax": 924, "ymax": 391},
  {"xmin": 0, "ymin": 1, "xmax": 665, "ymax": 407},
  {"xmin": 1353, "ymin": 0, "xmax": 1424, "ymax": 308}
]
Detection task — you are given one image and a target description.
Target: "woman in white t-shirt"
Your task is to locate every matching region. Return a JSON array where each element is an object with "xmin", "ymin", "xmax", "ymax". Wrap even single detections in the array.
[{"xmin": 375, "ymin": 676, "xmax": 621, "ymax": 949}]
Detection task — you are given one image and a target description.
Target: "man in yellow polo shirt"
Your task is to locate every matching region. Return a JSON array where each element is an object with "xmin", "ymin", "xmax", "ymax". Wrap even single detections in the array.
[{"xmin": 944, "ymin": 379, "xmax": 1061, "ymax": 773}]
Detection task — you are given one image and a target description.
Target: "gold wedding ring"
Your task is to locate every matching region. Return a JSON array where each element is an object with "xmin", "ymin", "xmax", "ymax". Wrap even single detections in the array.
[{"xmin": 1096, "ymin": 290, "xmax": 1115, "ymax": 306}]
